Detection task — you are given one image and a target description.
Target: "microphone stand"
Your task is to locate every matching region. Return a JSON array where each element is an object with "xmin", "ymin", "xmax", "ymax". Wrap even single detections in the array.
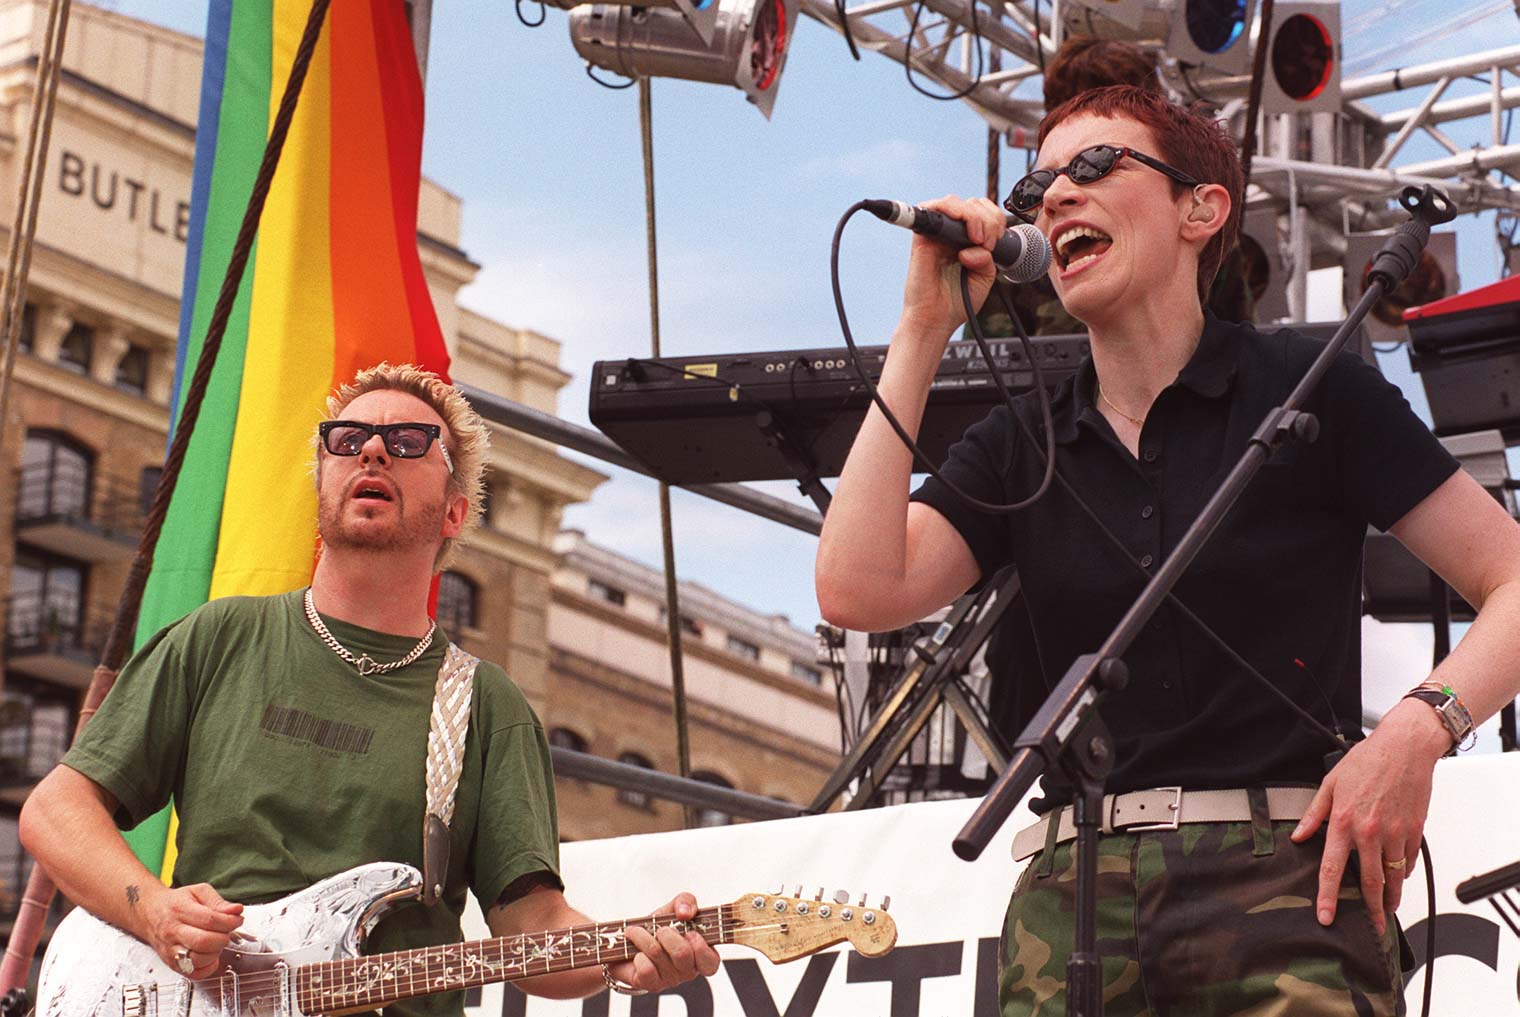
[{"xmin": 951, "ymin": 184, "xmax": 1458, "ymax": 1017}]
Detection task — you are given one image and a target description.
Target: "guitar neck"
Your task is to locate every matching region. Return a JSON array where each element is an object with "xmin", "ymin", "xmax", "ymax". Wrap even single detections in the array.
[{"xmin": 295, "ymin": 905, "xmax": 735, "ymax": 1014}]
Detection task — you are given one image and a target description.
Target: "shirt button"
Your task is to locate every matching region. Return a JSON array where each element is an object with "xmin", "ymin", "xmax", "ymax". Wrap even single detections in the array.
[
  {"xmin": 1161, "ymin": 680, "xmax": 1174, "ymax": 690},
  {"xmin": 1141, "ymin": 505, "xmax": 1154, "ymax": 519},
  {"xmin": 1143, "ymin": 448, "xmax": 1159, "ymax": 463},
  {"xmin": 1140, "ymin": 553, "xmax": 1154, "ymax": 568}
]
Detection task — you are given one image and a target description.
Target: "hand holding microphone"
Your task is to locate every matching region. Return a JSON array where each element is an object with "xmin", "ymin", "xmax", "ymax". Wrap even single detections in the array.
[{"xmin": 863, "ymin": 197, "xmax": 1052, "ymax": 284}]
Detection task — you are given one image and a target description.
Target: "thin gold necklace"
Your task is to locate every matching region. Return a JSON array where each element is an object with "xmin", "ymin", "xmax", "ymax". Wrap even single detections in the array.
[{"xmin": 1097, "ymin": 384, "xmax": 1146, "ymax": 429}]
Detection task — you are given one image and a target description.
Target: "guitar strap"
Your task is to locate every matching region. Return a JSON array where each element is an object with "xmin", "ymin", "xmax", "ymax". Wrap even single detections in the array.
[{"xmin": 422, "ymin": 642, "xmax": 479, "ymax": 906}]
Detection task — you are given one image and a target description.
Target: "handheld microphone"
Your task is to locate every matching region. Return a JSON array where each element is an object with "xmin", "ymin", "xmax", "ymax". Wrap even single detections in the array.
[{"xmin": 863, "ymin": 199, "xmax": 1052, "ymax": 283}]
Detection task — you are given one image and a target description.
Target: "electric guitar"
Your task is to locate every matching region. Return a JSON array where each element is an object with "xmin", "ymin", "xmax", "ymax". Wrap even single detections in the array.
[{"xmin": 35, "ymin": 862, "xmax": 897, "ymax": 1017}]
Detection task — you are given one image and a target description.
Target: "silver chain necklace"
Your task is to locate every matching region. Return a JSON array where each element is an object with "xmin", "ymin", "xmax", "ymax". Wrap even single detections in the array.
[{"xmin": 303, "ymin": 588, "xmax": 436, "ymax": 676}]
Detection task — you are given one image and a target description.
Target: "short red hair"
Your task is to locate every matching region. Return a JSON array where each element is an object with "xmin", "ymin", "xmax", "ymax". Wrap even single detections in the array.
[{"xmin": 1038, "ymin": 85, "xmax": 1243, "ymax": 302}]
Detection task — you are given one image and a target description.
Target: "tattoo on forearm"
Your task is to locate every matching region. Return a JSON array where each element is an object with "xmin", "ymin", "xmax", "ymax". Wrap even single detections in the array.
[{"xmin": 126, "ymin": 884, "xmax": 140, "ymax": 907}]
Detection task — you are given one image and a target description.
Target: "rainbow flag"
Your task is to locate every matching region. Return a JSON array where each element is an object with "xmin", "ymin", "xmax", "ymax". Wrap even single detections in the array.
[{"xmin": 122, "ymin": 0, "xmax": 450, "ymax": 875}]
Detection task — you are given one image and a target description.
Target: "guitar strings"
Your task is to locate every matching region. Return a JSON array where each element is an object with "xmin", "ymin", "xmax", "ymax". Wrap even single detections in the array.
[{"xmin": 161, "ymin": 904, "xmax": 758, "ymax": 1003}]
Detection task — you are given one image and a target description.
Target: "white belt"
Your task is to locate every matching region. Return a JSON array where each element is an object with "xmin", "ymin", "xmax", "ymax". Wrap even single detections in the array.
[{"xmin": 1010, "ymin": 786, "xmax": 1319, "ymax": 862}]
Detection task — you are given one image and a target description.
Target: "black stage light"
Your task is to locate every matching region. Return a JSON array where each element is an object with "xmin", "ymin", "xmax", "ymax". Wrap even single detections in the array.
[{"xmin": 569, "ymin": 0, "xmax": 798, "ymax": 118}]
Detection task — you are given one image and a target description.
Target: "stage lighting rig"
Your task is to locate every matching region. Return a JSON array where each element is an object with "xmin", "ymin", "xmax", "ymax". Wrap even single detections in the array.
[
  {"xmin": 569, "ymin": 0, "xmax": 798, "ymax": 117},
  {"xmin": 547, "ymin": 0, "xmax": 719, "ymax": 46},
  {"xmin": 1168, "ymin": 0, "xmax": 1256, "ymax": 75},
  {"xmin": 1260, "ymin": 0, "xmax": 1342, "ymax": 115}
]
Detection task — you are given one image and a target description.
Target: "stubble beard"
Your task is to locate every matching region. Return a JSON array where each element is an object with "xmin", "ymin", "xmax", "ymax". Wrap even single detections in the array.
[{"xmin": 317, "ymin": 480, "xmax": 444, "ymax": 555}]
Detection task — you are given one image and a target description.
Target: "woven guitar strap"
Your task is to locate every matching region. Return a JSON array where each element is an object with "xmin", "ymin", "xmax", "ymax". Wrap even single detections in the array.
[{"xmin": 421, "ymin": 642, "xmax": 478, "ymax": 906}]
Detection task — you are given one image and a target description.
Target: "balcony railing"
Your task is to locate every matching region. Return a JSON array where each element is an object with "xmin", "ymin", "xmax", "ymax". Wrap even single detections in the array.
[
  {"xmin": 14, "ymin": 461, "xmax": 145, "ymax": 560},
  {"xmin": 4, "ymin": 591, "xmax": 109, "ymax": 688}
]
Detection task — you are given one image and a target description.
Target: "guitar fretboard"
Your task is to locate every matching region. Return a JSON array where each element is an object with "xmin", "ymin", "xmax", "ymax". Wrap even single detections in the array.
[{"xmin": 294, "ymin": 905, "xmax": 736, "ymax": 1013}]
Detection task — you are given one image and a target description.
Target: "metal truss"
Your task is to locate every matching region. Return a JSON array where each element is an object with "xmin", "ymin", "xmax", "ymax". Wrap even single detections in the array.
[{"xmin": 795, "ymin": 5, "xmax": 1520, "ymax": 212}]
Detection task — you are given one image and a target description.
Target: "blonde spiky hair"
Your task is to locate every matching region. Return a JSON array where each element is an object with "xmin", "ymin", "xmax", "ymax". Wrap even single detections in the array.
[{"xmin": 323, "ymin": 362, "xmax": 489, "ymax": 570}]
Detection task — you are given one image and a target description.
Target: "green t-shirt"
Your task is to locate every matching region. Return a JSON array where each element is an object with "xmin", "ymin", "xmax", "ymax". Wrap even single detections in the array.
[{"xmin": 64, "ymin": 590, "xmax": 561, "ymax": 1017}]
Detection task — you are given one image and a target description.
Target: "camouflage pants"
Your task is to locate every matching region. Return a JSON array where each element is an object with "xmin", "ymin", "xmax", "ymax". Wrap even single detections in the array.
[{"xmin": 999, "ymin": 820, "xmax": 1403, "ymax": 1017}]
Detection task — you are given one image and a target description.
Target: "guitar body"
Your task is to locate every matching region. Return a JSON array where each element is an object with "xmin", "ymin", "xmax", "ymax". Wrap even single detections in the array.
[
  {"xmin": 36, "ymin": 867, "xmax": 895, "ymax": 1017},
  {"xmin": 36, "ymin": 862, "xmax": 423, "ymax": 1017}
]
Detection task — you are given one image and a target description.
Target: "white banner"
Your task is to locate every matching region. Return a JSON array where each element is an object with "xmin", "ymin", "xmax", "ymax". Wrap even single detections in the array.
[{"xmin": 463, "ymin": 754, "xmax": 1520, "ymax": 1016}]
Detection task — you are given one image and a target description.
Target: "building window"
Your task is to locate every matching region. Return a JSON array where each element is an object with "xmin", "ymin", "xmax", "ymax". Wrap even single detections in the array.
[
  {"xmin": 587, "ymin": 579, "xmax": 626, "ymax": 607},
  {"xmin": 17, "ymin": 304, "xmax": 35, "ymax": 354},
  {"xmin": 616, "ymin": 752, "xmax": 656, "ymax": 809},
  {"xmin": 692, "ymin": 770, "xmax": 735, "ymax": 827},
  {"xmin": 8, "ymin": 550, "xmax": 86, "ymax": 653},
  {"xmin": 114, "ymin": 344, "xmax": 149, "ymax": 395},
  {"xmin": 56, "ymin": 322, "xmax": 94, "ymax": 375},
  {"xmin": 547, "ymin": 727, "xmax": 588, "ymax": 753},
  {"xmin": 726, "ymin": 634, "xmax": 760, "ymax": 662},
  {"xmin": 18, "ymin": 431, "xmax": 93, "ymax": 522},
  {"xmin": 792, "ymin": 661, "xmax": 823, "ymax": 685},
  {"xmin": 658, "ymin": 609, "xmax": 703, "ymax": 637},
  {"xmin": 0, "ymin": 682, "xmax": 71, "ymax": 786},
  {"xmin": 436, "ymin": 571, "xmax": 479, "ymax": 632},
  {"xmin": 139, "ymin": 466, "xmax": 163, "ymax": 517}
]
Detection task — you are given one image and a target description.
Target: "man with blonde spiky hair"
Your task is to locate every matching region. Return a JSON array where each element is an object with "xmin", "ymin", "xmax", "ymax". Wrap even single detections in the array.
[{"xmin": 22, "ymin": 365, "xmax": 719, "ymax": 1012}]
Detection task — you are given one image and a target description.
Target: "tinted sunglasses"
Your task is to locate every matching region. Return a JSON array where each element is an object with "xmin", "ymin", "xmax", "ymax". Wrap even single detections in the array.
[
  {"xmin": 319, "ymin": 420, "xmax": 454, "ymax": 474},
  {"xmin": 1003, "ymin": 144, "xmax": 1202, "ymax": 220}
]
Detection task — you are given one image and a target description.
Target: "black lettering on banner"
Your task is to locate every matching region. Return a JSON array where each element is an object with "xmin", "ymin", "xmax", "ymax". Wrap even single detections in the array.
[
  {"xmin": 59, "ymin": 150, "xmax": 84, "ymax": 195},
  {"xmin": 725, "ymin": 953, "xmax": 837, "ymax": 1017},
  {"xmin": 1401, "ymin": 912, "xmax": 1501, "ymax": 980},
  {"xmin": 176, "ymin": 200, "xmax": 191, "ymax": 242},
  {"xmin": 847, "ymin": 941, "xmax": 962, "ymax": 1017},
  {"xmin": 973, "ymin": 937, "xmax": 1000, "ymax": 1017},
  {"xmin": 631, "ymin": 979, "xmax": 714, "ymax": 1017}
]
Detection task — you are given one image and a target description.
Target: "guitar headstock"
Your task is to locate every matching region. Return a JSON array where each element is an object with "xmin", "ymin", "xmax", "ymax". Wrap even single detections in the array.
[{"xmin": 725, "ymin": 886, "xmax": 897, "ymax": 963}]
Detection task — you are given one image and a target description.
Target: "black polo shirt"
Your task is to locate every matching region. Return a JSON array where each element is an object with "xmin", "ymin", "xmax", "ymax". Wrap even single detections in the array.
[{"xmin": 910, "ymin": 315, "xmax": 1459, "ymax": 810}]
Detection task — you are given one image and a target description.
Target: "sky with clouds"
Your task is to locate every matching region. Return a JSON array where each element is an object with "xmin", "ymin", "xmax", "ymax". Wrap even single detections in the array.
[{"xmin": 109, "ymin": 0, "xmax": 1519, "ymax": 747}]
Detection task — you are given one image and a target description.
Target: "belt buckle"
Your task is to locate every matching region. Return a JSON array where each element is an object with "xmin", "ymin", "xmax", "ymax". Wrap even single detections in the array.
[{"xmin": 1122, "ymin": 786, "xmax": 1184, "ymax": 832}]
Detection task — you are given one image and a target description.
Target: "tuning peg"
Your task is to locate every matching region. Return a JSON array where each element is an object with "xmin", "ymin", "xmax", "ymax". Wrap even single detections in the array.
[
  {"xmin": 857, "ymin": 892, "xmax": 867, "ymax": 907},
  {"xmin": 881, "ymin": 895, "xmax": 891, "ymax": 912},
  {"xmin": 794, "ymin": 884, "xmax": 804, "ymax": 899},
  {"xmin": 774, "ymin": 883, "xmax": 785, "ymax": 894},
  {"xmin": 833, "ymin": 889, "xmax": 850, "ymax": 905},
  {"xmin": 814, "ymin": 887, "xmax": 824, "ymax": 901}
]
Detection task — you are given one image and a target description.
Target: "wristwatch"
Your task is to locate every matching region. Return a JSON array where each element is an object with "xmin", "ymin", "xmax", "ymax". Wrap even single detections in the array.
[{"xmin": 1402, "ymin": 685, "xmax": 1475, "ymax": 754}]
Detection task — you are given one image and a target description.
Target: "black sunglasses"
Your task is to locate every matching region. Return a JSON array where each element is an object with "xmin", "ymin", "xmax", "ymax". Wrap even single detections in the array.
[
  {"xmin": 1003, "ymin": 144, "xmax": 1202, "ymax": 220},
  {"xmin": 319, "ymin": 420, "xmax": 454, "ymax": 474}
]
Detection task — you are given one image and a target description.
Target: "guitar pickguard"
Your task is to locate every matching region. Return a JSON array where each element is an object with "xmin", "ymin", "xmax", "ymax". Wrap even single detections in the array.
[{"xmin": 36, "ymin": 862, "xmax": 422, "ymax": 1017}]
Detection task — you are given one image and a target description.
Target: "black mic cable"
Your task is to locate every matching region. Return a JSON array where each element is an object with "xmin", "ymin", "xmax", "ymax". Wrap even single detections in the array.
[{"xmin": 831, "ymin": 200, "xmax": 1059, "ymax": 513}]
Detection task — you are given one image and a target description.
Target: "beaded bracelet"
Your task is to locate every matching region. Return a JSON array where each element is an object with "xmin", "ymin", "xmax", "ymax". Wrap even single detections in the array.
[{"xmin": 602, "ymin": 964, "xmax": 650, "ymax": 996}]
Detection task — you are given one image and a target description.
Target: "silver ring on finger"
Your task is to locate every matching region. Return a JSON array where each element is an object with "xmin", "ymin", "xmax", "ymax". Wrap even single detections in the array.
[{"xmin": 173, "ymin": 945, "xmax": 194, "ymax": 976}]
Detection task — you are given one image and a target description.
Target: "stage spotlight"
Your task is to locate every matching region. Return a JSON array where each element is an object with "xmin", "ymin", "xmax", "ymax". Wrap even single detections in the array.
[
  {"xmin": 569, "ymin": 0, "xmax": 798, "ymax": 118},
  {"xmin": 547, "ymin": 0, "xmax": 719, "ymax": 45},
  {"xmin": 1261, "ymin": 1, "xmax": 1342, "ymax": 115},
  {"xmin": 1168, "ymin": 0, "xmax": 1256, "ymax": 75}
]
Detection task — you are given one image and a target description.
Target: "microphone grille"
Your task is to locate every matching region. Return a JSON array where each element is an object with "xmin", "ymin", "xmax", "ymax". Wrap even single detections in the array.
[{"xmin": 1002, "ymin": 223, "xmax": 1052, "ymax": 284}]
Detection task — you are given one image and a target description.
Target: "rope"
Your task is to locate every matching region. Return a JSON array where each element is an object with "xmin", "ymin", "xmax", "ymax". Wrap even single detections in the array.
[
  {"xmin": 0, "ymin": 0, "xmax": 333, "ymax": 992},
  {"xmin": 0, "ymin": 0, "xmax": 71, "ymax": 451},
  {"xmin": 638, "ymin": 77, "xmax": 697, "ymax": 829}
]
